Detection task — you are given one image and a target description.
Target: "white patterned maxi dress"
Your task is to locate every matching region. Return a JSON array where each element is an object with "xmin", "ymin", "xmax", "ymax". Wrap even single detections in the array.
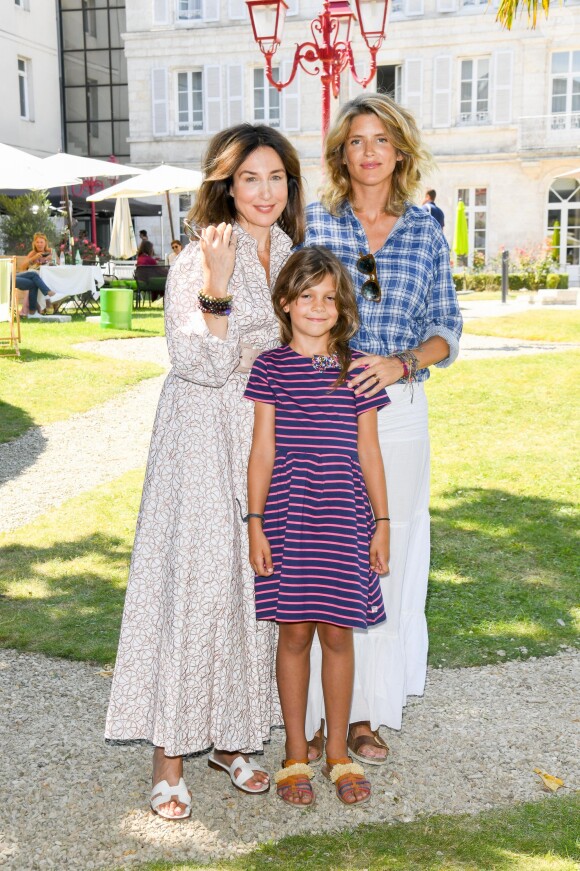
[{"xmin": 105, "ymin": 224, "xmax": 291, "ymax": 756}]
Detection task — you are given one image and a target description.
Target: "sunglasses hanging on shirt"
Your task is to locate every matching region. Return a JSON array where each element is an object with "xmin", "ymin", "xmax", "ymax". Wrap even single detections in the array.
[{"xmin": 357, "ymin": 252, "xmax": 382, "ymax": 302}]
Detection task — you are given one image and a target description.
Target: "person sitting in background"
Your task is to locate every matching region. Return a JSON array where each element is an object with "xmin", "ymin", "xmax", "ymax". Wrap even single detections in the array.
[
  {"xmin": 136, "ymin": 240, "xmax": 158, "ymax": 265},
  {"xmin": 168, "ymin": 240, "xmax": 183, "ymax": 265},
  {"xmin": 16, "ymin": 232, "xmax": 56, "ymax": 318}
]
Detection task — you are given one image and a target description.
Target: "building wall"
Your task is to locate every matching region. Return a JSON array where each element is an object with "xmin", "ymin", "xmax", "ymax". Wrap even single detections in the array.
[
  {"xmin": 0, "ymin": 0, "xmax": 63, "ymax": 156},
  {"xmin": 124, "ymin": 0, "xmax": 580, "ymax": 268}
]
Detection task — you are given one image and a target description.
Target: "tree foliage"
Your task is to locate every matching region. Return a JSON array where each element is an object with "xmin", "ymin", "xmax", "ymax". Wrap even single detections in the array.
[
  {"xmin": 495, "ymin": 0, "xmax": 551, "ymax": 29},
  {"xmin": 0, "ymin": 191, "xmax": 58, "ymax": 256}
]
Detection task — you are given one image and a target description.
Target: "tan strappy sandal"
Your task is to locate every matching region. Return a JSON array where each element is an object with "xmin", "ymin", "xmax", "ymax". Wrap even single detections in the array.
[
  {"xmin": 322, "ymin": 756, "xmax": 371, "ymax": 806},
  {"xmin": 274, "ymin": 759, "xmax": 316, "ymax": 807}
]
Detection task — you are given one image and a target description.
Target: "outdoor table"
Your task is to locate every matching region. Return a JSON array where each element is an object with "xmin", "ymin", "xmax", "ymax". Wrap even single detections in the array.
[{"xmin": 38, "ymin": 264, "xmax": 105, "ymax": 313}]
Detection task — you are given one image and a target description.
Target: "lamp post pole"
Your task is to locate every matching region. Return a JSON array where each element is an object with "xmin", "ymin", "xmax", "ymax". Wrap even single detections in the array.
[{"xmin": 246, "ymin": 0, "xmax": 389, "ymax": 141}]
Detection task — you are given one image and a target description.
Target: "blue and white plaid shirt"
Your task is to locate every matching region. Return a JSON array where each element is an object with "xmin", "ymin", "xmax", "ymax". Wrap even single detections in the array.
[{"xmin": 304, "ymin": 201, "xmax": 463, "ymax": 381}]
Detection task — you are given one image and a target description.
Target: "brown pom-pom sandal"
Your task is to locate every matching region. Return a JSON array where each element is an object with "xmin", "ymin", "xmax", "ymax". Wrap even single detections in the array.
[
  {"xmin": 322, "ymin": 756, "xmax": 371, "ymax": 806},
  {"xmin": 274, "ymin": 759, "xmax": 316, "ymax": 807}
]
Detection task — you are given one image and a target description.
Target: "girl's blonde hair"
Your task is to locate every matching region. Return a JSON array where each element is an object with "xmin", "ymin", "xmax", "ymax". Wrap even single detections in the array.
[
  {"xmin": 188, "ymin": 124, "xmax": 304, "ymax": 246},
  {"xmin": 321, "ymin": 92, "xmax": 433, "ymax": 217},
  {"xmin": 272, "ymin": 246, "xmax": 359, "ymax": 388},
  {"xmin": 32, "ymin": 233, "xmax": 50, "ymax": 251}
]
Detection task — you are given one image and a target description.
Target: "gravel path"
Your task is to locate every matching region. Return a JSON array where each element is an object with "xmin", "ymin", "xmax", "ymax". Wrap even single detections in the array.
[{"xmin": 0, "ymin": 648, "xmax": 577, "ymax": 870}]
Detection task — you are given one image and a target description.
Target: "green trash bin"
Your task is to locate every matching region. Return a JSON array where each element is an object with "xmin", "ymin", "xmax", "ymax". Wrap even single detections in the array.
[{"xmin": 100, "ymin": 287, "xmax": 133, "ymax": 330}]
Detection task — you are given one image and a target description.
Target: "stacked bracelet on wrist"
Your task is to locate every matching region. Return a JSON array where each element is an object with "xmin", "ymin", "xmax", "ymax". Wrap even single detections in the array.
[
  {"xmin": 391, "ymin": 350, "xmax": 419, "ymax": 383},
  {"xmin": 198, "ymin": 290, "xmax": 233, "ymax": 317}
]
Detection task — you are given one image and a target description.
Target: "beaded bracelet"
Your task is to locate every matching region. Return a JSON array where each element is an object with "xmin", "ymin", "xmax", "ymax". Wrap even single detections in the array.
[
  {"xmin": 198, "ymin": 290, "xmax": 233, "ymax": 316},
  {"xmin": 242, "ymin": 512, "xmax": 265, "ymax": 524}
]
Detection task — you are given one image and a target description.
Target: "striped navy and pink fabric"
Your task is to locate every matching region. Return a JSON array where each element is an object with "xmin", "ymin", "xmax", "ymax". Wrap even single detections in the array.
[{"xmin": 244, "ymin": 345, "xmax": 390, "ymax": 630}]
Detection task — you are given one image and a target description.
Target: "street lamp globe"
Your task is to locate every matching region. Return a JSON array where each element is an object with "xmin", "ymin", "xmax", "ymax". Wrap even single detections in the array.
[
  {"xmin": 246, "ymin": 0, "xmax": 288, "ymax": 54},
  {"xmin": 328, "ymin": 0, "xmax": 356, "ymax": 44},
  {"xmin": 354, "ymin": 0, "xmax": 389, "ymax": 47}
]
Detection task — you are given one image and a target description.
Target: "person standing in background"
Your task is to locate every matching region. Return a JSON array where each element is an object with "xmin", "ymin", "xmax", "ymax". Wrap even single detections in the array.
[{"xmin": 421, "ymin": 190, "xmax": 445, "ymax": 230}]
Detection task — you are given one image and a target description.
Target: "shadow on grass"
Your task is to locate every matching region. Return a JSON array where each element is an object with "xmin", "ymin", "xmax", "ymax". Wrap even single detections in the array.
[
  {"xmin": 133, "ymin": 795, "xmax": 579, "ymax": 871},
  {"xmin": 0, "ymin": 400, "xmax": 46, "ymax": 462},
  {"xmin": 1, "ymin": 349, "xmax": 67, "ymax": 363},
  {"xmin": 0, "ymin": 532, "xmax": 129, "ymax": 663},
  {"xmin": 427, "ymin": 487, "xmax": 579, "ymax": 667}
]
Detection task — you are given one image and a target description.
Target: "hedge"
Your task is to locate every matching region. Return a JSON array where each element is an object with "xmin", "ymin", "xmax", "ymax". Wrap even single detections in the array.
[{"xmin": 453, "ymin": 272, "xmax": 569, "ymax": 293}]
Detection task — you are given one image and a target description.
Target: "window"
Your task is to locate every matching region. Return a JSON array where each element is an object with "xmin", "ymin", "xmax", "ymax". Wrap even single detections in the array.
[
  {"xmin": 457, "ymin": 187, "xmax": 487, "ymax": 264},
  {"xmin": 14, "ymin": 0, "xmax": 30, "ymax": 8},
  {"xmin": 548, "ymin": 177, "xmax": 580, "ymax": 268},
  {"xmin": 178, "ymin": 70, "xmax": 203, "ymax": 132},
  {"xmin": 87, "ymin": 78, "xmax": 99, "ymax": 137},
  {"xmin": 253, "ymin": 68, "xmax": 280, "ymax": 127},
  {"xmin": 178, "ymin": 0, "xmax": 203, "ymax": 19},
  {"xmin": 18, "ymin": 58, "xmax": 31, "ymax": 120},
  {"xmin": 459, "ymin": 58, "xmax": 489, "ymax": 125},
  {"xmin": 82, "ymin": 0, "xmax": 97, "ymax": 36},
  {"xmin": 376, "ymin": 65, "xmax": 401, "ymax": 102},
  {"xmin": 462, "ymin": 0, "xmax": 487, "ymax": 6},
  {"xmin": 551, "ymin": 51, "xmax": 580, "ymax": 130}
]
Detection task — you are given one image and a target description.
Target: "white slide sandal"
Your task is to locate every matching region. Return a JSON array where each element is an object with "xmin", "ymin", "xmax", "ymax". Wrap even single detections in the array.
[
  {"xmin": 208, "ymin": 753, "xmax": 270, "ymax": 794},
  {"xmin": 150, "ymin": 778, "xmax": 191, "ymax": 820}
]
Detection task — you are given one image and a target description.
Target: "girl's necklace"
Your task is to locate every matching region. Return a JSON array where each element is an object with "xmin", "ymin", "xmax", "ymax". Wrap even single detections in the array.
[{"xmin": 312, "ymin": 353, "xmax": 339, "ymax": 372}]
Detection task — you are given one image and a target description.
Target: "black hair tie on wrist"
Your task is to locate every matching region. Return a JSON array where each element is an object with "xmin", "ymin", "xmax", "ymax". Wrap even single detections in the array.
[
  {"xmin": 374, "ymin": 517, "xmax": 391, "ymax": 522},
  {"xmin": 235, "ymin": 498, "xmax": 264, "ymax": 524}
]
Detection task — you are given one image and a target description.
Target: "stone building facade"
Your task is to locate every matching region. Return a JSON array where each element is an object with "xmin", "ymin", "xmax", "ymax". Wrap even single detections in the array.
[
  {"xmin": 123, "ymin": 0, "xmax": 580, "ymax": 273},
  {"xmin": 0, "ymin": 0, "xmax": 62, "ymax": 156}
]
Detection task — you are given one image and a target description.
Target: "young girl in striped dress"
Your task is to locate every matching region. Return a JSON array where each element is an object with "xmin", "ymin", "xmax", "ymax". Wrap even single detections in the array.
[{"xmin": 244, "ymin": 246, "xmax": 390, "ymax": 808}]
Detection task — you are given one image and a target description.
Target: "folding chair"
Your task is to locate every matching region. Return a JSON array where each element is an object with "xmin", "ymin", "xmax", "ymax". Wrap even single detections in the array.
[{"xmin": 0, "ymin": 256, "xmax": 21, "ymax": 356}]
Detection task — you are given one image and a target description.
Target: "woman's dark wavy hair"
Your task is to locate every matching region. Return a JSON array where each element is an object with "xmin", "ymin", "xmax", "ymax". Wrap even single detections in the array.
[
  {"xmin": 272, "ymin": 246, "xmax": 359, "ymax": 389},
  {"xmin": 188, "ymin": 124, "xmax": 304, "ymax": 245}
]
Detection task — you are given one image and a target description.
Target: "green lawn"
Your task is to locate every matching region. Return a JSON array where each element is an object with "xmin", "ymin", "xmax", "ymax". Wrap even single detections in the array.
[
  {"xmin": 0, "ymin": 310, "xmax": 165, "ymax": 443},
  {"xmin": 127, "ymin": 795, "xmax": 580, "ymax": 871},
  {"xmin": 463, "ymin": 310, "xmax": 580, "ymax": 344},
  {"xmin": 1, "ymin": 352, "xmax": 578, "ymax": 668}
]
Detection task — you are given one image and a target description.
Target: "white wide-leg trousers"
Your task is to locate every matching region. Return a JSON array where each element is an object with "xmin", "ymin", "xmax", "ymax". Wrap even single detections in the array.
[{"xmin": 305, "ymin": 382, "xmax": 431, "ymax": 736}]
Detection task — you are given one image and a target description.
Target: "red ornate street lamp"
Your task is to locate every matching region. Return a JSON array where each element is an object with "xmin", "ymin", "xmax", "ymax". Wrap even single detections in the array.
[{"xmin": 246, "ymin": 0, "xmax": 389, "ymax": 140}]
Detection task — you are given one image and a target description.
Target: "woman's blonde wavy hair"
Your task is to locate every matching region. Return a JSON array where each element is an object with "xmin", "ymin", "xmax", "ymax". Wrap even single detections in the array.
[
  {"xmin": 272, "ymin": 246, "xmax": 359, "ymax": 389},
  {"xmin": 321, "ymin": 92, "xmax": 433, "ymax": 217}
]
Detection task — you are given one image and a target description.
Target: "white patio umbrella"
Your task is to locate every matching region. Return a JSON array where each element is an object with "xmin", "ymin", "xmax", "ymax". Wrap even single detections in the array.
[
  {"xmin": 42, "ymin": 152, "xmax": 144, "ymax": 243},
  {"xmin": 0, "ymin": 142, "xmax": 81, "ymax": 190},
  {"xmin": 87, "ymin": 164, "xmax": 203, "ymax": 239},
  {"xmin": 109, "ymin": 197, "xmax": 137, "ymax": 259}
]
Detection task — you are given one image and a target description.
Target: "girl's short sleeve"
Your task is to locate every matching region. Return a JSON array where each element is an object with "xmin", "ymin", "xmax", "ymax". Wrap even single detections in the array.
[
  {"xmin": 244, "ymin": 354, "xmax": 276, "ymax": 405},
  {"xmin": 354, "ymin": 386, "xmax": 391, "ymax": 416},
  {"xmin": 349, "ymin": 358, "xmax": 391, "ymax": 416}
]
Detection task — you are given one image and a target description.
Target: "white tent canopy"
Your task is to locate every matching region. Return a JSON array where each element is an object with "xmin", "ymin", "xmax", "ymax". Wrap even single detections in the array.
[
  {"xmin": 41, "ymin": 152, "xmax": 144, "ymax": 179},
  {"xmin": 0, "ymin": 142, "xmax": 81, "ymax": 190},
  {"xmin": 87, "ymin": 164, "xmax": 202, "ymax": 201},
  {"xmin": 87, "ymin": 164, "xmax": 202, "ymax": 242}
]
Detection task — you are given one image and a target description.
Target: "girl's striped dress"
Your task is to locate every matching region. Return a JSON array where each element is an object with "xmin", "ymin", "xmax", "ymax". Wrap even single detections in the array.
[{"xmin": 244, "ymin": 345, "xmax": 389, "ymax": 630}]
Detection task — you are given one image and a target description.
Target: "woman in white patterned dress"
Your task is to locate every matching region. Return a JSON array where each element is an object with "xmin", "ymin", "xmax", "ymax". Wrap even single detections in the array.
[{"xmin": 105, "ymin": 125, "xmax": 304, "ymax": 819}]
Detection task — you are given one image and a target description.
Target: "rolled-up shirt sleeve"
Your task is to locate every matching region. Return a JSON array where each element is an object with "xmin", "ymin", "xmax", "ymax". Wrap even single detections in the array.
[{"xmin": 423, "ymin": 235, "xmax": 463, "ymax": 368}]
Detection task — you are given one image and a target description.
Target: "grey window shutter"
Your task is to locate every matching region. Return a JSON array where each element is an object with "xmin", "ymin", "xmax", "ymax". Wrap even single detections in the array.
[
  {"xmin": 433, "ymin": 55, "xmax": 452, "ymax": 128},
  {"xmin": 153, "ymin": 0, "xmax": 169, "ymax": 24},
  {"xmin": 227, "ymin": 64, "xmax": 244, "ymax": 125},
  {"xmin": 493, "ymin": 50, "xmax": 513, "ymax": 124},
  {"xmin": 282, "ymin": 60, "xmax": 300, "ymax": 130},
  {"xmin": 204, "ymin": 0, "xmax": 220, "ymax": 21},
  {"xmin": 402, "ymin": 58, "xmax": 423, "ymax": 124},
  {"xmin": 204, "ymin": 64, "xmax": 222, "ymax": 132},
  {"xmin": 228, "ymin": 0, "xmax": 247, "ymax": 17},
  {"xmin": 152, "ymin": 67, "xmax": 169, "ymax": 135}
]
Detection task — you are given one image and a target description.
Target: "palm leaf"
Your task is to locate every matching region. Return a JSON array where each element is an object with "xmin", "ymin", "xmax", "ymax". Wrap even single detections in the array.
[{"xmin": 495, "ymin": 0, "xmax": 551, "ymax": 29}]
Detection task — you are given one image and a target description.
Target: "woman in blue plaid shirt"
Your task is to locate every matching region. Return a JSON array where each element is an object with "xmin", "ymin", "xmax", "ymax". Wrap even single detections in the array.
[{"xmin": 304, "ymin": 93, "xmax": 462, "ymax": 764}]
